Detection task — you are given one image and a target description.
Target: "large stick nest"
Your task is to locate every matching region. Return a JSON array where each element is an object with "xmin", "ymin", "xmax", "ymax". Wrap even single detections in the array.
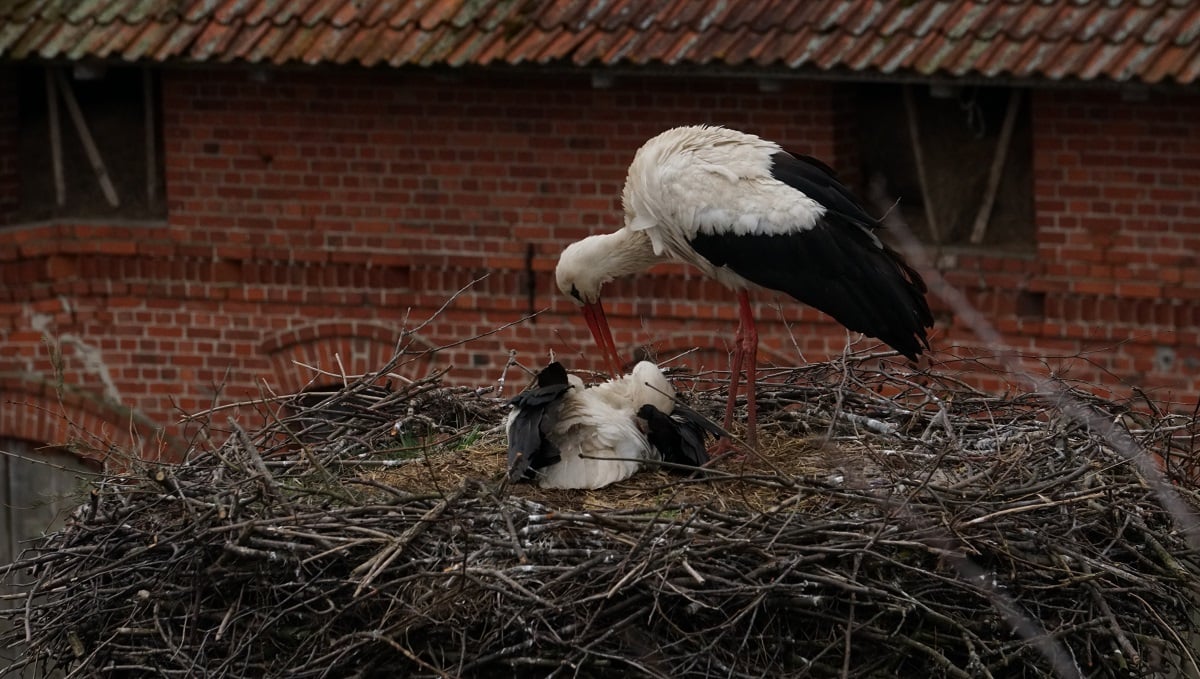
[{"xmin": 3, "ymin": 352, "xmax": 1200, "ymax": 678}]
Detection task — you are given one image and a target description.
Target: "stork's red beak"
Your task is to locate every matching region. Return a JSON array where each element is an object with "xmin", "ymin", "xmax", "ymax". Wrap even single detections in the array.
[{"xmin": 581, "ymin": 300, "xmax": 623, "ymax": 377}]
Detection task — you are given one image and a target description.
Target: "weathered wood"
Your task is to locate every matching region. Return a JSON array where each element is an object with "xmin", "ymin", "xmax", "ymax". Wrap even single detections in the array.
[
  {"xmin": 904, "ymin": 84, "xmax": 941, "ymax": 244},
  {"xmin": 53, "ymin": 69, "xmax": 120, "ymax": 208},
  {"xmin": 969, "ymin": 89, "xmax": 1023, "ymax": 245},
  {"xmin": 143, "ymin": 68, "xmax": 156, "ymax": 204},
  {"xmin": 44, "ymin": 67, "xmax": 65, "ymax": 207}
]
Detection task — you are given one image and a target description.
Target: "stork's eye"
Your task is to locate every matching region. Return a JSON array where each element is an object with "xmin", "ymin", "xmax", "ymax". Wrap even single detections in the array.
[{"xmin": 569, "ymin": 285, "xmax": 582, "ymax": 302}]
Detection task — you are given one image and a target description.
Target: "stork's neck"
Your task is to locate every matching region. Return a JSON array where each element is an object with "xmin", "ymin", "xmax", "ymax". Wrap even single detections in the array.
[{"xmin": 589, "ymin": 228, "xmax": 665, "ymax": 280}]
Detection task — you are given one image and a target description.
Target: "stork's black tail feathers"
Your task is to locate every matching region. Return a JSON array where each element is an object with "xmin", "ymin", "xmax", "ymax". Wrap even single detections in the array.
[
  {"xmin": 775, "ymin": 151, "xmax": 933, "ymax": 359},
  {"xmin": 506, "ymin": 362, "xmax": 572, "ymax": 482}
]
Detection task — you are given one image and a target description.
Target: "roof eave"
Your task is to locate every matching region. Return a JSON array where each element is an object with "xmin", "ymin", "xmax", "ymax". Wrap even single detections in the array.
[{"xmin": 0, "ymin": 54, "xmax": 1186, "ymax": 92}]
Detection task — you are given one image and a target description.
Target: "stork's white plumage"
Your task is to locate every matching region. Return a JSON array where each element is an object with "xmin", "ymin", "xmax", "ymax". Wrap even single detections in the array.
[
  {"xmin": 506, "ymin": 361, "xmax": 713, "ymax": 489},
  {"xmin": 555, "ymin": 125, "xmax": 933, "ymax": 449}
]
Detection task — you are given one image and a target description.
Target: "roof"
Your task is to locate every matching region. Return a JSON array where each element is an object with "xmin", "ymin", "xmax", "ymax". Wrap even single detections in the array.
[{"xmin": 2, "ymin": 0, "xmax": 1200, "ymax": 85}]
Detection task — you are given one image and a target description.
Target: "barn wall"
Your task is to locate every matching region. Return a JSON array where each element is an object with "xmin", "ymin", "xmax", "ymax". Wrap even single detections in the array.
[
  {"xmin": 1033, "ymin": 90, "xmax": 1200, "ymax": 393},
  {"xmin": 0, "ymin": 69, "xmax": 850, "ymax": 449},
  {"xmin": 938, "ymin": 89, "xmax": 1200, "ymax": 401},
  {"xmin": 1, "ymin": 68, "xmax": 1197, "ymax": 452}
]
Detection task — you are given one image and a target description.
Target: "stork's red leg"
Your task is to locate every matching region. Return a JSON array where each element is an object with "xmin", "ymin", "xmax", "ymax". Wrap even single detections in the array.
[
  {"xmin": 716, "ymin": 291, "xmax": 760, "ymax": 453},
  {"xmin": 708, "ymin": 321, "xmax": 744, "ymax": 461},
  {"xmin": 722, "ymin": 321, "xmax": 745, "ymax": 437},
  {"xmin": 737, "ymin": 290, "xmax": 759, "ymax": 450}
]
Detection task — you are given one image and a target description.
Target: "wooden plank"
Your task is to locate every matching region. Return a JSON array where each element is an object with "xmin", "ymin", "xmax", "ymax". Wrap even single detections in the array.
[
  {"xmin": 903, "ymin": 85, "xmax": 941, "ymax": 245},
  {"xmin": 44, "ymin": 67, "xmax": 65, "ymax": 207},
  {"xmin": 53, "ymin": 69, "xmax": 120, "ymax": 208},
  {"xmin": 969, "ymin": 89, "xmax": 1023, "ymax": 245},
  {"xmin": 143, "ymin": 68, "xmax": 157, "ymax": 204}
]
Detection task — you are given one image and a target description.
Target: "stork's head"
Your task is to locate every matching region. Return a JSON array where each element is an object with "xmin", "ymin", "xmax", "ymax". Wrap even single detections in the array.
[
  {"xmin": 555, "ymin": 237, "xmax": 611, "ymax": 305},
  {"xmin": 555, "ymin": 236, "xmax": 623, "ymax": 377},
  {"xmin": 627, "ymin": 360, "xmax": 675, "ymax": 414},
  {"xmin": 555, "ymin": 228, "xmax": 666, "ymax": 377}
]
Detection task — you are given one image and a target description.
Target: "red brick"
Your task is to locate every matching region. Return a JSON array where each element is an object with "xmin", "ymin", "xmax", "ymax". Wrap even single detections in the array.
[{"xmin": 1116, "ymin": 282, "xmax": 1163, "ymax": 298}]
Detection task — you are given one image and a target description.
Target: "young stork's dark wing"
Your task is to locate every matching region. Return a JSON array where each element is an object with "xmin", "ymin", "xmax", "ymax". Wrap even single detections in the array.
[
  {"xmin": 506, "ymin": 362, "xmax": 571, "ymax": 482},
  {"xmin": 638, "ymin": 403, "xmax": 721, "ymax": 469},
  {"xmin": 688, "ymin": 151, "xmax": 933, "ymax": 360}
]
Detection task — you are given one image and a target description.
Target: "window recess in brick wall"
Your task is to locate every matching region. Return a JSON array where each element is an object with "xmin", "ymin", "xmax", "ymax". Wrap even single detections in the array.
[
  {"xmin": 856, "ymin": 84, "xmax": 1033, "ymax": 251},
  {"xmin": 12, "ymin": 64, "xmax": 165, "ymax": 223}
]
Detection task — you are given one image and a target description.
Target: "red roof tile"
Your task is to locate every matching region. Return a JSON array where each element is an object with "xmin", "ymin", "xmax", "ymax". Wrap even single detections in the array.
[{"xmin": 3, "ymin": 0, "xmax": 1200, "ymax": 84}]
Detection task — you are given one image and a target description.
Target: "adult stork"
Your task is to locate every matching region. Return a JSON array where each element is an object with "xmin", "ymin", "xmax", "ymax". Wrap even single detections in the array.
[
  {"xmin": 506, "ymin": 361, "xmax": 715, "ymax": 489},
  {"xmin": 555, "ymin": 125, "xmax": 933, "ymax": 449}
]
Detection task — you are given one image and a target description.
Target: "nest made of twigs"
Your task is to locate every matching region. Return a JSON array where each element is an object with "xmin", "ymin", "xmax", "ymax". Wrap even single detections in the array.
[{"xmin": 3, "ymin": 352, "xmax": 1200, "ymax": 678}]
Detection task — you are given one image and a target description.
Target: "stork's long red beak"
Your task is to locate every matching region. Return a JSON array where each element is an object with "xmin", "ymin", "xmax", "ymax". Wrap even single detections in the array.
[{"xmin": 581, "ymin": 301, "xmax": 623, "ymax": 377}]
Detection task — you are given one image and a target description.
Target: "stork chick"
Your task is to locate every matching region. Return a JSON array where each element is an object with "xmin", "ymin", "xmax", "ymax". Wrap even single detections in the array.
[{"xmin": 506, "ymin": 361, "xmax": 714, "ymax": 489}]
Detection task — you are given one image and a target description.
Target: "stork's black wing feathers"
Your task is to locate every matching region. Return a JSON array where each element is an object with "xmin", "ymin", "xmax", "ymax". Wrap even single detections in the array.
[
  {"xmin": 773, "ymin": 151, "xmax": 879, "ymax": 231},
  {"xmin": 670, "ymin": 402, "xmax": 724, "ymax": 439},
  {"xmin": 667, "ymin": 403, "xmax": 722, "ymax": 468},
  {"xmin": 688, "ymin": 152, "xmax": 933, "ymax": 360},
  {"xmin": 533, "ymin": 361, "xmax": 569, "ymax": 390},
  {"xmin": 638, "ymin": 403, "xmax": 720, "ymax": 470},
  {"xmin": 506, "ymin": 362, "xmax": 572, "ymax": 482}
]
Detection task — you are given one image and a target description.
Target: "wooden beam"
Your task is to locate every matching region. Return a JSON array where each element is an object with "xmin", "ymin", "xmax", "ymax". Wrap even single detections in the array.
[
  {"xmin": 903, "ymin": 85, "xmax": 941, "ymax": 245},
  {"xmin": 53, "ymin": 69, "xmax": 120, "ymax": 208},
  {"xmin": 969, "ymin": 89, "xmax": 1022, "ymax": 245},
  {"xmin": 45, "ymin": 67, "xmax": 65, "ymax": 207},
  {"xmin": 143, "ymin": 68, "xmax": 157, "ymax": 205}
]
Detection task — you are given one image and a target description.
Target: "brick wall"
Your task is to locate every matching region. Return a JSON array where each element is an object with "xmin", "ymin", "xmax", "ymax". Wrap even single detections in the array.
[
  {"xmin": 1037, "ymin": 91, "xmax": 1200, "ymax": 387},
  {"xmin": 2, "ymin": 68, "xmax": 1198, "ymax": 458},
  {"xmin": 0, "ymin": 69, "xmax": 852, "ymax": 454},
  {"xmin": 937, "ymin": 89, "xmax": 1200, "ymax": 401}
]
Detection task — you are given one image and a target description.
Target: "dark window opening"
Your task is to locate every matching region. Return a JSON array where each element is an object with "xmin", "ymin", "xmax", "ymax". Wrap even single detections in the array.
[
  {"xmin": 13, "ymin": 64, "xmax": 166, "ymax": 222},
  {"xmin": 857, "ymin": 84, "xmax": 1034, "ymax": 251}
]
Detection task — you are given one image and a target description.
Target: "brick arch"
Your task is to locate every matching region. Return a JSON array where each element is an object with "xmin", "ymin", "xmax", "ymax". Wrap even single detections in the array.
[
  {"xmin": 0, "ymin": 374, "xmax": 158, "ymax": 466},
  {"xmin": 261, "ymin": 321, "xmax": 441, "ymax": 394}
]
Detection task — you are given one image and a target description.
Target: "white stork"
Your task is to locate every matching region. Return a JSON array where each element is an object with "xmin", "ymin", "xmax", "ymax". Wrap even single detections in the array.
[
  {"xmin": 506, "ymin": 361, "xmax": 716, "ymax": 489},
  {"xmin": 554, "ymin": 125, "xmax": 933, "ymax": 449}
]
